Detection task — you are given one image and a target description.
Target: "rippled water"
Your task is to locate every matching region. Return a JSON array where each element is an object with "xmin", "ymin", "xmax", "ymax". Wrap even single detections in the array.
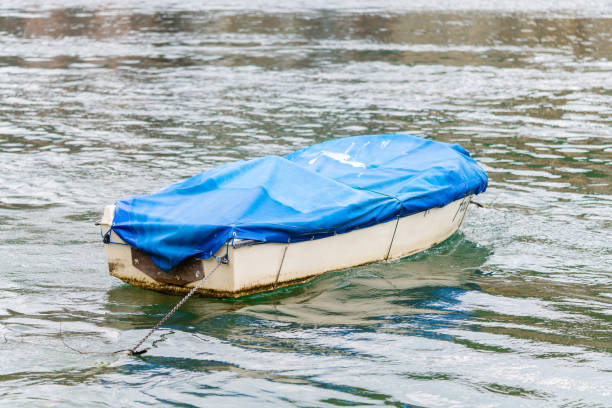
[{"xmin": 1, "ymin": 1, "xmax": 611, "ymax": 406}]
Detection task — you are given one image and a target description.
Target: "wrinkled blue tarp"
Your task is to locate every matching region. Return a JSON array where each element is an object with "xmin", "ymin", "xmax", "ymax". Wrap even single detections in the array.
[{"xmin": 110, "ymin": 134, "xmax": 488, "ymax": 271}]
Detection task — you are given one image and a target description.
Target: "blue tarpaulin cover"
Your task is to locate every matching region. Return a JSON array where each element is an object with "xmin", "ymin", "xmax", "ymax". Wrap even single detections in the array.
[{"xmin": 110, "ymin": 134, "xmax": 488, "ymax": 271}]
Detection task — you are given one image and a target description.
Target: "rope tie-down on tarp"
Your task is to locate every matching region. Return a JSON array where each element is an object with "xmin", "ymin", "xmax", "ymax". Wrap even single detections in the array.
[{"xmin": 352, "ymin": 186, "xmax": 404, "ymax": 261}]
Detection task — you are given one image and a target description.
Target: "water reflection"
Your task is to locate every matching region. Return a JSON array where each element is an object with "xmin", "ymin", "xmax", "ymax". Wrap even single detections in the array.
[{"xmin": 1, "ymin": 1, "xmax": 611, "ymax": 406}]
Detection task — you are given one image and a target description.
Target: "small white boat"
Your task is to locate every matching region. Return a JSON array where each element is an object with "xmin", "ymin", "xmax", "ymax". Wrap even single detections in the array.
[
  {"xmin": 100, "ymin": 134, "xmax": 486, "ymax": 298},
  {"xmin": 100, "ymin": 196, "xmax": 472, "ymax": 297}
]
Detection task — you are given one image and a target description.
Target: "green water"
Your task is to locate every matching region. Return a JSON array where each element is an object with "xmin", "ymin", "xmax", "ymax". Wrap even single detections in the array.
[{"xmin": 0, "ymin": 1, "xmax": 611, "ymax": 406}]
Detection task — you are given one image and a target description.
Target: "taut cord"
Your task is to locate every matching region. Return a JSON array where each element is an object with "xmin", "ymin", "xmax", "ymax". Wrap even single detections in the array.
[{"xmin": 59, "ymin": 260, "xmax": 223, "ymax": 356}]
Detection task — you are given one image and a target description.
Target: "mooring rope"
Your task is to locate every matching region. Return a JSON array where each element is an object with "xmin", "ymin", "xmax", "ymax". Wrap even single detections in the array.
[
  {"xmin": 126, "ymin": 260, "xmax": 223, "ymax": 355},
  {"xmin": 60, "ymin": 260, "xmax": 223, "ymax": 356}
]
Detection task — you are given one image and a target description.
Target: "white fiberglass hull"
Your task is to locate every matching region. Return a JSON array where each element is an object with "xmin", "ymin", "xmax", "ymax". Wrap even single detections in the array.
[{"xmin": 100, "ymin": 196, "xmax": 472, "ymax": 298}]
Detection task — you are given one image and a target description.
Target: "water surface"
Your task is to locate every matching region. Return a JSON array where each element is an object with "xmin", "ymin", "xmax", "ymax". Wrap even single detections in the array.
[{"xmin": 0, "ymin": 1, "xmax": 611, "ymax": 406}]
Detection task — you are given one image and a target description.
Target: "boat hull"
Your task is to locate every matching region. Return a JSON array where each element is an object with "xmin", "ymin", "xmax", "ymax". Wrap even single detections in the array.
[{"xmin": 101, "ymin": 196, "xmax": 472, "ymax": 298}]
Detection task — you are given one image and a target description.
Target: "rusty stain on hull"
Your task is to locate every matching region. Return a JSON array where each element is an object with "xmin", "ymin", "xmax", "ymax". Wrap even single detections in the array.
[{"xmin": 130, "ymin": 247, "xmax": 203, "ymax": 285}]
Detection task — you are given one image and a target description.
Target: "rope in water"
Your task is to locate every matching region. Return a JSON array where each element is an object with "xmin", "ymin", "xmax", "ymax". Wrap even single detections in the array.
[
  {"xmin": 59, "ymin": 260, "xmax": 223, "ymax": 356},
  {"xmin": 127, "ymin": 260, "xmax": 223, "ymax": 355}
]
